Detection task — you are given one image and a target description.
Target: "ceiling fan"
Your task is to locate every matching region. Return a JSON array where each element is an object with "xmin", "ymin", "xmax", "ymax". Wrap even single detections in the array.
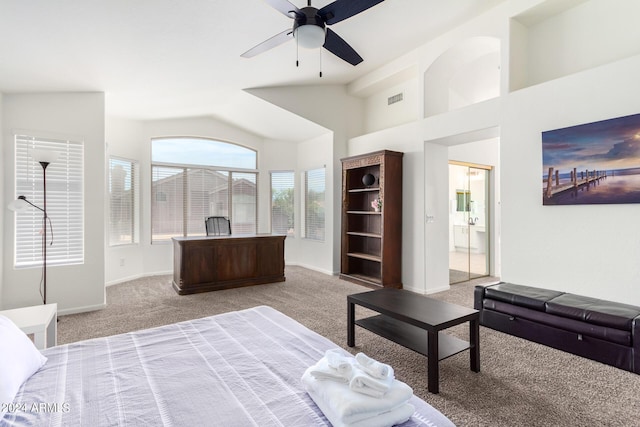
[{"xmin": 241, "ymin": 0, "xmax": 385, "ymax": 66}]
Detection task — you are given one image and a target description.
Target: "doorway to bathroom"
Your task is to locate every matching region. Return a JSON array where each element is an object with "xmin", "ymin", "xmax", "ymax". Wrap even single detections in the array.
[{"xmin": 449, "ymin": 162, "xmax": 491, "ymax": 284}]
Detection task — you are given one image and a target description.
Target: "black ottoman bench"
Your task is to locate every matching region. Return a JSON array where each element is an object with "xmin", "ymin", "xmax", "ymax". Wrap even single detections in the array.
[{"xmin": 474, "ymin": 282, "xmax": 640, "ymax": 374}]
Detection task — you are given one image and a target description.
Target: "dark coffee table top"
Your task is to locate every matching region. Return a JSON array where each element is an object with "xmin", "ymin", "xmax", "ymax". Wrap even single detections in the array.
[{"xmin": 348, "ymin": 288, "xmax": 478, "ymax": 331}]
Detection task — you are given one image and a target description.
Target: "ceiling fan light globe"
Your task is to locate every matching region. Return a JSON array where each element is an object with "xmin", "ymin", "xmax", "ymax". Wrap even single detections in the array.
[{"xmin": 294, "ymin": 24, "xmax": 326, "ymax": 49}]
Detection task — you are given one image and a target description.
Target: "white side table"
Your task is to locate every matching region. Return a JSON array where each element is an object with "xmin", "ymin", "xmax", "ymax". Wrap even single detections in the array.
[{"xmin": 0, "ymin": 303, "xmax": 57, "ymax": 349}]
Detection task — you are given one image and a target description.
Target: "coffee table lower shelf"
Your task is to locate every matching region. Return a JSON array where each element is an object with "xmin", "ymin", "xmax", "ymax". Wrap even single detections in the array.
[{"xmin": 355, "ymin": 315, "xmax": 471, "ymax": 360}]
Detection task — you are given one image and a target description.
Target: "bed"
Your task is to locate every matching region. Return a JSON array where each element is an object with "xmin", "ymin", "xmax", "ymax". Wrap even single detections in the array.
[{"xmin": 1, "ymin": 306, "xmax": 453, "ymax": 426}]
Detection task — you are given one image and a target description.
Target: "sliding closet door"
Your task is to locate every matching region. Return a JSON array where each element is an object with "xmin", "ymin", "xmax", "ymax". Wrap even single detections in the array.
[{"xmin": 449, "ymin": 163, "xmax": 490, "ymax": 284}]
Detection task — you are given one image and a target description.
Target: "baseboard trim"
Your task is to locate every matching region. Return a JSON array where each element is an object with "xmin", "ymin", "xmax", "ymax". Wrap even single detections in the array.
[
  {"xmin": 285, "ymin": 262, "xmax": 335, "ymax": 276},
  {"xmin": 58, "ymin": 303, "xmax": 107, "ymax": 316},
  {"xmin": 106, "ymin": 269, "xmax": 474, "ymax": 295},
  {"xmin": 106, "ymin": 270, "xmax": 172, "ymax": 287},
  {"xmin": 106, "ymin": 266, "xmax": 339, "ymax": 287},
  {"xmin": 425, "ymin": 284, "xmax": 451, "ymax": 294},
  {"xmin": 402, "ymin": 284, "xmax": 451, "ymax": 295}
]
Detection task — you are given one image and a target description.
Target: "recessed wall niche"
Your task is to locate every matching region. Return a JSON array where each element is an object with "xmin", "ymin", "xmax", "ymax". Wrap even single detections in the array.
[
  {"xmin": 509, "ymin": 0, "xmax": 640, "ymax": 91},
  {"xmin": 423, "ymin": 36, "xmax": 501, "ymax": 118}
]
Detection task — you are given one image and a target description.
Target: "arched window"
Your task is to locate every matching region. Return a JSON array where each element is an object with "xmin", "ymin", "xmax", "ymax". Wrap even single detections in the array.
[{"xmin": 151, "ymin": 137, "xmax": 258, "ymax": 242}]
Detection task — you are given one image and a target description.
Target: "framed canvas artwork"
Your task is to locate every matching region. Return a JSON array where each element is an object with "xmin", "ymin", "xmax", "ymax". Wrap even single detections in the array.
[{"xmin": 542, "ymin": 113, "xmax": 640, "ymax": 205}]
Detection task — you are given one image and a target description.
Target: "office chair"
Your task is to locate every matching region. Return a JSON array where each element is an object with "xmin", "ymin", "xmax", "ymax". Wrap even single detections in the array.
[{"xmin": 205, "ymin": 216, "xmax": 231, "ymax": 236}]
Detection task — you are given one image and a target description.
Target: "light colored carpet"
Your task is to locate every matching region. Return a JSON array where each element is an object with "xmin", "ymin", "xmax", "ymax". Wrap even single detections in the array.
[
  {"xmin": 448, "ymin": 269, "xmax": 484, "ymax": 284},
  {"xmin": 58, "ymin": 266, "xmax": 640, "ymax": 426}
]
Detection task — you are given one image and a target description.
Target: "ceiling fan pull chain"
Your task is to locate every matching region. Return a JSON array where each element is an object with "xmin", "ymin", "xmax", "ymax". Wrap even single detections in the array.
[
  {"xmin": 296, "ymin": 37, "xmax": 299, "ymax": 67},
  {"xmin": 319, "ymin": 48, "xmax": 322, "ymax": 78}
]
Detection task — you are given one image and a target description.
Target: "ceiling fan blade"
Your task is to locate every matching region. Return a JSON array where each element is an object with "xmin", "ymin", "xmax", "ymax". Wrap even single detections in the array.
[
  {"xmin": 318, "ymin": 0, "xmax": 385, "ymax": 25},
  {"xmin": 263, "ymin": 0, "xmax": 301, "ymax": 18},
  {"xmin": 323, "ymin": 28, "xmax": 363, "ymax": 66},
  {"xmin": 241, "ymin": 29, "xmax": 293, "ymax": 58}
]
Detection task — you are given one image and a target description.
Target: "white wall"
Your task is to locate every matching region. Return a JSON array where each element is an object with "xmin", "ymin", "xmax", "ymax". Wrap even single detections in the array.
[
  {"xmin": 424, "ymin": 142, "xmax": 451, "ymax": 293},
  {"xmin": 246, "ymin": 85, "xmax": 364, "ymax": 274},
  {"xmin": 348, "ymin": 122, "xmax": 501, "ymax": 296},
  {"xmin": 518, "ymin": 0, "xmax": 640, "ymax": 88},
  {"xmin": 349, "ymin": 122, "xmax": 428, "ymax": 293},
  {"xmin": 104, "ymin": 110, "xmax": 342, "ymax": 285},
  {"xmin": 364, "ymin": 79, "xmax": 419, "ymax": 134},
  {"xmin": 0, "ymin": 92, "xmax": 3, "ymax": 308},
  {"xmin": 6, "ymin": 0, "xmax": 638, "ymax": 312},
  {"xmin": 501, "ymin": 54, "xmax": 640, "ymax": 304},
  {"xmin": 346, "ymin": 0, "xmax": 640, "ymax": 305},
  {"xmin": 105, "ymin": 115, "xmax": 269, "ymax": 285},
  {"xmin": 293, "ymin": 133, "xmax": 335, "ymax": 274},
  {"xmin": 2, "ymin": 93, "xmax": 106, "ymax": 313},
  {"xmin": 259, "ymin": 138, "xmax": 300, "ymax": 265},
  {"xmin": 104, "ymin": 117, "xmax": 146, "ymax": 284},
  {"xmin": 424, "ymin": 36, "xmax": 501, "ymax": 117}
]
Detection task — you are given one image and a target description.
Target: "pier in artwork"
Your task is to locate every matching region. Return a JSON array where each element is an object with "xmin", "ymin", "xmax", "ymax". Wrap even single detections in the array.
[{"xmin": 544, "ymin": 167, "xmax": 610, "ymax": 198}]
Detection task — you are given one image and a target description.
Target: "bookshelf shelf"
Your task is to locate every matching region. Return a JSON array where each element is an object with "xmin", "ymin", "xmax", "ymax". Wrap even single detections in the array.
[{"xmin": 340, "ymin": 150, "xmax": 403, "ymax": 289}]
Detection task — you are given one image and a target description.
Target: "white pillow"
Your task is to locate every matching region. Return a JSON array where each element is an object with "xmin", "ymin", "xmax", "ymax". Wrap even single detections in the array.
[{"xmin": 0, "ymin": 314, "xmax": 48, "ymax": 412}]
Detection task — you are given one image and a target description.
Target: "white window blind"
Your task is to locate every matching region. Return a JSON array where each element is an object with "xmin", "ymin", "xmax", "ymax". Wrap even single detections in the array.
[
  {"xmin": 232, "ymin": 172, "xmax": 257, "ymax": 235},
  {"xmin": 151, "ymin": 137, "xmax": 258, "ymax": 242},
  {"xmin": 109, "ymin": 157, "xmax": 139, "ymax": 245},
  {"xmin": 151, "ymin": 166, "xmax": 257, "ymax": 242},
  {"xmin": 15, "ymin": 135, "xmax": 84, "ymax": 268},
  {"xmin": 151, "ymin": 166, "xmax": 185, "ymax": 242},
  {"xmin": 303, "ymin": 167, "xmax": 325, "ymax": 241},
  {"xmin": 208, "ymin": 171, "xmax": 229, "ymax": 219},
  {"xmin": 186, "ymin": 169, "xmax": 209, "ymax": 236},
  {"xmin": 271, "ymin": 171, "xmax": 294, "ymax": 236}
]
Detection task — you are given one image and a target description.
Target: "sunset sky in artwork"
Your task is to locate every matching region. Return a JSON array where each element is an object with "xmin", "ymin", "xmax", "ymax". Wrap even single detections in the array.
[{"xmin": 542, "ymin": 113, "xmax": 640, "ymax": 175}]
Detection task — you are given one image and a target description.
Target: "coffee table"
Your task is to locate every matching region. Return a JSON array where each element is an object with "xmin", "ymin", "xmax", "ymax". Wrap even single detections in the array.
[{"xmin": 347, "ymin": 288, "xmax": 479, "ymax": 394}]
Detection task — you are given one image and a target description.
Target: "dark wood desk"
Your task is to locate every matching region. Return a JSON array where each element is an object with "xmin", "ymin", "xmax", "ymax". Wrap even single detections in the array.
[
  {"xmin": 172, "ymin": 234, "xmax": 285, "ymax": 295},
  {"xmin": 348, "ymin": 288, "xmax": 479, "ymax": 394}
]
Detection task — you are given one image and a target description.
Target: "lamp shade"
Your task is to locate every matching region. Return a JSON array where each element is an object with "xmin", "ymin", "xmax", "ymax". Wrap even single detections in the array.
[
  {"xmin": 31, "ymin": 149, "xmax": 60, "ymax": 164},
  {"xmin": 8, "ymin": 196, "xmax": 30, "ymax": 212},
  {"xmin": 294, "ymin": 24, "xmax": 326, "ymax": 49},
  {"xmin": 8, "ymin": 196, "xmax": 44, "ymax": 213}
]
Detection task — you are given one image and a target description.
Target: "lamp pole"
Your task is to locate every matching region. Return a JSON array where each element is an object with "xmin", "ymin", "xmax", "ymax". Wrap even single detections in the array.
[
  {"xmin": 40, "ymin": 160, "xmax": 50, "ymax": 305},
  {"xmin": 9, "ymin": 149, "xmax": 58, "ymax": 306},
  {"xmin": 9, "ymin": 193, "xmax": 49, "ymax": 305}
]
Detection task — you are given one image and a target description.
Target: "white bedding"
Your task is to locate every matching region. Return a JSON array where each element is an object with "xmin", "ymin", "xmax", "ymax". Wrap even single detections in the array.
[{"xmin": 1, "ymin": 306, "xmax": 453, "ymax": 426}]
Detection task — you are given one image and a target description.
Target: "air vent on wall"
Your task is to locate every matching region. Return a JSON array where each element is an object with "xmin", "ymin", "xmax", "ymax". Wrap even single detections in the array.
[{"xmin": 387, "ymin": 93, "xmax": 404, "ymax": 105}]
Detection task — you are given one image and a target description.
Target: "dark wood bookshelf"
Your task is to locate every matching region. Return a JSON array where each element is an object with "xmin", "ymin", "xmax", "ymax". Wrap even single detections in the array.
[{"xmin": 340, "ymin": 150, "xmax": 403, "ymax": 289}]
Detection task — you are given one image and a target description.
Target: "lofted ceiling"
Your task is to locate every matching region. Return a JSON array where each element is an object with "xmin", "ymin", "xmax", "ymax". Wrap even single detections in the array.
[{"xmin": 0, "ymin": 0, "xmax": 504, "ymax": 141}]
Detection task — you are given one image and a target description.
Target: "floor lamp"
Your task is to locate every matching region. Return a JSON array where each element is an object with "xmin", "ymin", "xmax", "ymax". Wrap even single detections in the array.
[{"xmin": 8, "ymin": 149, "xmax": 59, "ymax": 305}]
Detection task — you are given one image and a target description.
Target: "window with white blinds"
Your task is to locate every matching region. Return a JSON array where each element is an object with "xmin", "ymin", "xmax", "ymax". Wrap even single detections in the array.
[
  {"xmin": 151, "ymin": 137, "xmax": 258, "ymax": 242},
  {"xmin": 151, "ymin": 166, "xmax": 185, "ymax": 242},
  {"xmin": 302, "ymin": 167, "xmax": 325, "ymax": 241},
  {"xmin": 232, "ymin": 172, "xmax": 257, "ymax": 235},
  {"xmin": 271, "ymin": 171, "xmax": 294, "ymax": 236},
  {"xmin": 109, "ymin": 157, "xmax": 139, "ymax": 245},
  {"xmin": 14, "ymin": 135, "xmax": 84, "ymax": 268}
]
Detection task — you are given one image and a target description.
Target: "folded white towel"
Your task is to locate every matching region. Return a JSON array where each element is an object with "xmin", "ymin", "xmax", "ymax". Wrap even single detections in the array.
[
  {"xmin": 325, "ymin": 348, "xmax": 353, "ymax": 375},
  {"xmin": 309, "ymin": 355, "xmax": 353, "ymax": 383},
  {"xmin": 302, "ymin": 365, "xmax": 413, "ymax": 425},
  {"xmin": 355, "ymin": 352, "xmax": 392, "ymax": 380},
  {"xmin": 350, "ymin": 367, "xmax": 394, "ymax": 398},
  {"xmin": 307, "ymin": 387, "xmax": 415, "ymax": 427}
]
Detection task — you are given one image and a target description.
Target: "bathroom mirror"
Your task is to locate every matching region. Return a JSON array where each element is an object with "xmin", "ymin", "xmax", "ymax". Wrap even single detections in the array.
[{"xmin": 456, "ymin": 190, "xmax": 470, "ymax": 212}]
